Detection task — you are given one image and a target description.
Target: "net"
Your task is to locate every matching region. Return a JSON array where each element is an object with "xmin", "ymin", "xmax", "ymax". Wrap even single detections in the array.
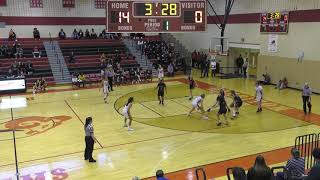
[{"xmin": 209, "ymin": 37, "xmax": 229, "ymax": 55}]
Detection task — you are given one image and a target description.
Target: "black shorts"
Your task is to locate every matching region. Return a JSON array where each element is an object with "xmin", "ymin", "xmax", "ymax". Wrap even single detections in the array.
[
  {"xmin": 189, "ymin": 85, "xmax": 195, "ymax": 90},
  {"xmin": 158, "ymin": 91, "xmax": 164, "ymax": 97},
  {"xmin": 218, "ymin": 107, "xmax": 227, "ymax": 114}
]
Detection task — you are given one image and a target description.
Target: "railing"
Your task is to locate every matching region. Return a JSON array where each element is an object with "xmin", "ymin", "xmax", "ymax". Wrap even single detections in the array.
[
  {"xmin": 294, "ymin": 133, "xmax": 318, "ymax": 169},
  {"xmin": 48, "ymin": 37, "xmax": 65, "ymax": 80},
  {"xmin": 195, "ymin": 167, "xmax": 207, "ymax": 180},
  {"xmin": 226, "ymin": 167, "xmax": 246, "ymax": 180}
]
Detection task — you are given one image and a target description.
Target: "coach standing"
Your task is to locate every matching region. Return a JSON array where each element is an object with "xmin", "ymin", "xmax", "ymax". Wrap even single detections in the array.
[
  {"xmin": 106, "ymin": 66, "xmax": 114, "ymax": 91},
  {"xmin": 302, "ymin": 82, "xmax": 312, "ymax": 115},
  {"xmin": 84, "ymin": 117, "xmax": 96, "ymax": 163}
]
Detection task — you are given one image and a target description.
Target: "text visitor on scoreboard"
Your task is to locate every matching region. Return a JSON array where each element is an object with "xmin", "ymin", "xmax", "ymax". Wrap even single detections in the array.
[{"xmin": 106, "ymin": 0, "xmax": 207, "ymax": 32}]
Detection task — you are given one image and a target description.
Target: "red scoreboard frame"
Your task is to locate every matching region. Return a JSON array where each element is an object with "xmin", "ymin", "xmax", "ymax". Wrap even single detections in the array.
[
  {"xmin": 106, "ymin": 0, "xmax": 207, "ymax": 32},
  {"xmin": 260, "ymin": 12, "xmax": 289, "ymax": 33}
]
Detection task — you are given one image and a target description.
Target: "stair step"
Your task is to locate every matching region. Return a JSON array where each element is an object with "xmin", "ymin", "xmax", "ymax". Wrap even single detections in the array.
[{"xmin": 44, "ymin": 40, "xmax": 71, "ymax": 84}]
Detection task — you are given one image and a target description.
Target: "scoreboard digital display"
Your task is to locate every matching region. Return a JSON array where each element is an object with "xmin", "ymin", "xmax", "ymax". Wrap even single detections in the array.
[
  {"xmin": 260, "ymin": 12, "xmax": 289, "ymax": 33},
  {"xmin": 106, "ymin": 0, "xmax": 207, "ymax": 32}
]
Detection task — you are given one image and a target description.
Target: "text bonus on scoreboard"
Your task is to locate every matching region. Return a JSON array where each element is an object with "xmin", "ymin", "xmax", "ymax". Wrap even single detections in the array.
[{"xmin": 106, "ymin": 0, "xmax": 207, "ymax": 32}]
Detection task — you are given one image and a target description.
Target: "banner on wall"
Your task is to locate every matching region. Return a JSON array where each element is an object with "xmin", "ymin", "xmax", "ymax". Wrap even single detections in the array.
[{"xmin": 268, "ymin": 34, "xmax": 278, "ymax": 53}]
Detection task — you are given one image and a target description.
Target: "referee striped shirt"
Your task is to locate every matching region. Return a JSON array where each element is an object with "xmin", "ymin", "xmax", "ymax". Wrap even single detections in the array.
[
  {"xmin": 302, "ymin": 86, "xmax": 312, "ymax": 96},
  {"xmin": 85, "ymin": 124, "xmax": 94, "ymax": 137},
  {"xmin": 286, "ymin": 157, "xmax": 305, "ymax": 177}
]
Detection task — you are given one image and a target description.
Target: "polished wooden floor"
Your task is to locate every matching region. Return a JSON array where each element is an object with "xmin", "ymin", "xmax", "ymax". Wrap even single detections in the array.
[{"xmin": 0, "ymin": 70, "xmax": 319, "ymax": 180}]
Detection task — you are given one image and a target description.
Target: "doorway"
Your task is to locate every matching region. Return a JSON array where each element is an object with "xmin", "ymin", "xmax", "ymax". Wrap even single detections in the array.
[{"xmin": 229, "ymin": 47, "xmax": 260, "ymax": 78}]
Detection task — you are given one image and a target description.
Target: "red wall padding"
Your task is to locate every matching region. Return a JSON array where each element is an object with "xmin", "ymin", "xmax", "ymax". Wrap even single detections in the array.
[{"xmin": 0, "ymin": 0, "xmax": 6, "ymax": 6}]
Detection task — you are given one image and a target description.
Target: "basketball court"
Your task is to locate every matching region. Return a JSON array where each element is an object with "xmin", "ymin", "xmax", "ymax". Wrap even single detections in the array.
[{"xmin": 1, "ymin": 69, "xmax": 319, "ymax": 180}]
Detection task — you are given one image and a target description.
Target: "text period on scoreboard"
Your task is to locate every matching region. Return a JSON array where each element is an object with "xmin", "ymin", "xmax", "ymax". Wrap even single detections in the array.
[{"xmin": 106, "ymin": 0, "xmax": 207, "ymax": 32}]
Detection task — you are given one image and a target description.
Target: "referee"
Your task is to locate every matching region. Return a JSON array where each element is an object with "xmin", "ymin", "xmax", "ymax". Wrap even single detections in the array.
[{"xmin": 84, "ymin": 117, "xmax": 96, "ymax": 163}]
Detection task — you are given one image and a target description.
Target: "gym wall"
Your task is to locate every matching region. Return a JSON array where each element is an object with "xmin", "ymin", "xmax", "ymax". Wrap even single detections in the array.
[{"xmin": 172, "ymin": 0, "xmax": 320, "ymax": 93}]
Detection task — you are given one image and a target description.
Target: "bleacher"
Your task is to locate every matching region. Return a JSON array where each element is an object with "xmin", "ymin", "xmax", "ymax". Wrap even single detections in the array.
[
  {"xmin": 0, "ymin": 38, "xmax": 47, "ymax": 58},
  {"xmin": 59, "ymin": 39, "xmax": 140, "ymax": 75},
  {"xmin": 0, "ymin": 38, "xmax": 54, "ymax": 87}
]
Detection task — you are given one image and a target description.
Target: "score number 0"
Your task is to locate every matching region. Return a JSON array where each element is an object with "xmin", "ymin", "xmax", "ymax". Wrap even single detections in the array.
[
  {"xmin": 195, "ymin": 11, "xmax": 203, "ymax": 23},
  {"xmin": 116, "ymin": 11, "xmax": 203, "ymax": 23}
]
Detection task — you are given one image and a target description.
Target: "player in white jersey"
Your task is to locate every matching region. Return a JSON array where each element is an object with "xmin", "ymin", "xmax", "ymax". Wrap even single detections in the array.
[
  {"xmin": 100, "ymin": 78, "xmax": 110, "ymax": 103},
  {"xmin": 187, "ymin": 94, "xmax": 208, "ymax": 120},
  {"xmin": 157, "ymin": 65, "xmax": 164, "ymax": 81},
  {"xmin": 122, "ymin": 97, "xmax": 134, "ymax": 131},
  {"xmin": 255, "ymin": 81, "xmax": 263, "ymax": 112}
]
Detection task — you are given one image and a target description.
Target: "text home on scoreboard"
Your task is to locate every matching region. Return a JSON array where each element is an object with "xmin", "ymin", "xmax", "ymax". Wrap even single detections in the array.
[{"xmin": 106, "ymin": 0, "xmax": 207, "ymax": 32}]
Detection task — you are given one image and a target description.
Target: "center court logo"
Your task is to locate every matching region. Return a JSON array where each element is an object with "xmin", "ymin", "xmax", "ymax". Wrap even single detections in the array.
[
  {"xmin": 3, "ymin": 116, "xmax": 72, "ymax": 137},
  {"xmin": 0, "ymin": 168, "xmax": 68, "ymax": 180}
]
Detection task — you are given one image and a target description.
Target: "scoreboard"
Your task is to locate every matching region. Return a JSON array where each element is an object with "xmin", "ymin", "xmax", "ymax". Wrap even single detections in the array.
[
  {"xmin": 106, "ymin": 0, "xmax": 207, "ymax": 32},
  {"xmin": 260, "ymin": 12, "xmax": 289, "ymax": 33}
]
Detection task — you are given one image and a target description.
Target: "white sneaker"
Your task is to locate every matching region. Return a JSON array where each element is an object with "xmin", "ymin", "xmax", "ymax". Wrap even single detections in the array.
[{"xmin": 128, "ymin": 127, "xmax": 134, "ymax": 131}]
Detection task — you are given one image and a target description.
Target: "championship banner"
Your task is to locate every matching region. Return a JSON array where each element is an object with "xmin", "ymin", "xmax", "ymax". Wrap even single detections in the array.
[{"xmin": 268, "ymin": 34, "xmax": 278, "ymax": 53}]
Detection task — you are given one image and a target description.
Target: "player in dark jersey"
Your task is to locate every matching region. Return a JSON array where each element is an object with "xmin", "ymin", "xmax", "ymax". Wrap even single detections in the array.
[
  {"xmin": 188, "ymin": 76, "xmax": 197, "ymax": 100},
  {"xmin": 208, "ymin": 89, "xmax": 230, "ymax": 126},
  {"xmin": 230, "ymin": 90, "xmax": 242, "ymax": 119},
  {"xmin": 156, "ymin": 79, "xmax": 167, "ymax": 105}
]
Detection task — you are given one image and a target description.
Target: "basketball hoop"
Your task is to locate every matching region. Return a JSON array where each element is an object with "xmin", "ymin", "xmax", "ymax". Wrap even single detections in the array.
[{"xmin": 210, "ymin": 37, "xmax": 229, "ymax": 56}]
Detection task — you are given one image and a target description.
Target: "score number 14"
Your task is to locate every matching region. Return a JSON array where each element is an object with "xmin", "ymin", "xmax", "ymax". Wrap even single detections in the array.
[{"xmin": 119, "ymin": 11, "xmax": 130, "ymax": 23}]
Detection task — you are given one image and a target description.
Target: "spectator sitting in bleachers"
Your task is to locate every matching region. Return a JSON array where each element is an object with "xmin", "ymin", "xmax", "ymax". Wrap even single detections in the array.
[
  {"xmin": 78, "ymin": 73, "xmax": 86, "ymax": 88},
  {"xmin": 32, "ymin": 46, "xmax": 41, "ymax": 58},
  {"xmin": 59, "ymin": 29, "xmax": 66, "ymax": 39},
  {"xmin": 10, "ymin": 61, "xmax": 19, "ymax": 76},
  {"xmin": 247, "ymin": 155, "xmax": 273, "ymax": 180},
  {"xmin": 7, "ymin": 68, "xmax": 14, "ymax": 78},
  {"xmin": 72, "ymin": 72, "xmax": 79, "ymax": 85},
  {"xmin": 85, "ymin": 29, "xmax": 90, "ymax": 39},
  {"xmin": 146, "ymin": 68, "xmax": 153, "ymax": 82},
  {"xmin": 33, "ymin": 77, "xmax": 46, "ymax": 94},
  {"xmin": 78, "ymin": 29, "xmax": 84, "ymax": 39},
  {"xmin": 1, "ymin": 44, "xmax": 10, "ymax": 58},
  {"xmin": 26, "ymin": 61, "xmax": 34, "ymax": 75},
  {"xmin": 12, "ymin": 40, "xmax": 18, "ymax": 57},
  {"xmin": 304, "ymin": 148, "xmax": 320, "ymax": 180},
  {"xmin": 156, "ymin": 170, "xmax": 169, "ymax": 180},
  {"xmin": 136, "ymin": 68, "xmax": 142, "ymax": 83},
  {"xmin": 33, "ymin": 27, "xmax": 40, "ymax": 40},
  {"xmin": 69, "ymin": 51, "xmax": 76, "ymax": 63},
  {"xmin": 72, "ymin": 29, "xmax": 79, "ymax": 39},
  {"xmin": 114, "ymin": 68, "xmax": 123, "ymax": 86},
  {"xmin": 100, "ymin": 53, "xmax": 107, "ymax": 67},
  {"xmin": 90, "ymin": 29, "xmax": 97, "ymax": 39},
  {"xmin": 9, "ymin": 29, "xmax": 16, "ymax": 41},
  {"xmin": 144, "ymin": 41, "xmax": 175, "ymax": 68},
  {"xmin": 14, "ymin": 43, "xmax": 23, "ymax": 59},
  {"xmin": 129, "ymin": 68, "xmax": 135, "ymax": 84},
  {"xmin": 99, "ymin": 29, "xmax": 107, "ymax": 39},
  {"xmin": 276, "ymin": 148, "xmax": 305, "ymax": 180},
  {"xmin": 17, "ymin": 62, "xmax": 26, "ymax": 76},
  {"xmin": 167, "ymin": 62, "xmax": 174, "ymax": 77}
]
